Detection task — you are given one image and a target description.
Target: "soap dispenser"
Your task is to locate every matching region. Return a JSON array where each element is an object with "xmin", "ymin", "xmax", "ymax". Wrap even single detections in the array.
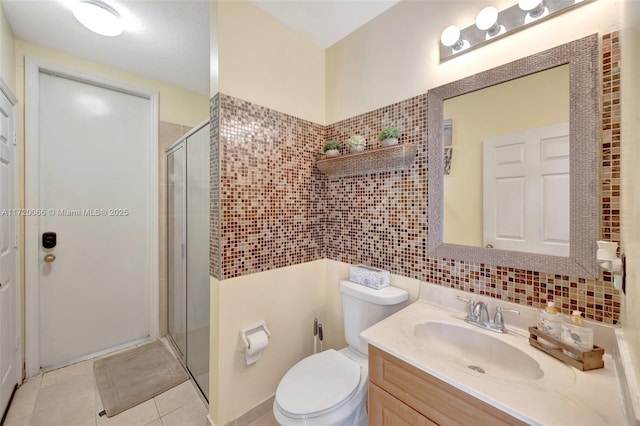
[
  {"xmin": 561, "ymin": 310, "xmax": 594, "ymax": 359},
  {"xmin": 536, "ymin": 301, "xmax": 561, "ymax": 348}
]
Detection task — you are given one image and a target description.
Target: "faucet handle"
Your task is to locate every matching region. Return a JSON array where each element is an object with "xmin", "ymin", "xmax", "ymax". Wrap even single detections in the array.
[
  {"xmin": 494, "ymin": 306, "xmax": 520, "ymax": 331},
  {"xmin": 456, "ymin": 295, "xmax": 474, "ymax": 303},
  {"xmin": 456, "ymin": 295, "xmax": 476, "ymax": 319},
  {"xmin": 496, "ymin": 306, "xmax": 520, "ymax": 315}
]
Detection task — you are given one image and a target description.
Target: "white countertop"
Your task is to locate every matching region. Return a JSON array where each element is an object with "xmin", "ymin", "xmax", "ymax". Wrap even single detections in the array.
[{"xmin": 361, "ymin": 293, "xmax": 626, "ymax": 425}]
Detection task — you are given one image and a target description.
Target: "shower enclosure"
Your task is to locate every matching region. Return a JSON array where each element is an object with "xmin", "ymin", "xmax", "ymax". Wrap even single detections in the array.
[{"xmin": 166, "ymin": 120, "xmax": 210, "ymax": 400}]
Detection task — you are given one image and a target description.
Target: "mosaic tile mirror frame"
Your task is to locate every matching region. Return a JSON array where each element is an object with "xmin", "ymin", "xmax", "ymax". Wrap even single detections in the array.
[{"xmin": 427, "ymin": 34, "xmax": 600, "ymax": 279}]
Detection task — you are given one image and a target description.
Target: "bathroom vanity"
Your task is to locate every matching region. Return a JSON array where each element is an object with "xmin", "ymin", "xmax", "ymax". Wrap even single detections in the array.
[
  {"xmin": 368, "ymin": 345, "xmax": 524, "ymax": 425},
  {"xmin": 361, "ymin": 283, "xmax": 629, "ymax": 425}
]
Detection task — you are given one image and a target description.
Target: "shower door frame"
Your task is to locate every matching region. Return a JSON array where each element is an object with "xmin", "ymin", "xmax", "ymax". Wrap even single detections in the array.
[
  {"xmin": 165, "ymin": 119, "xmax": 210, "ymax": 401},
  {"xmin": 166, "ymin": 143, "xmax": 188, "ymax": 363}
]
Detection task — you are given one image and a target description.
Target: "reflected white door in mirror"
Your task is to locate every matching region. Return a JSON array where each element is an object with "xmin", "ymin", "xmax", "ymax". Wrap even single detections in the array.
[{"xmin": 482, "ymin": 123, "xmax": 569, "ymax": 257}]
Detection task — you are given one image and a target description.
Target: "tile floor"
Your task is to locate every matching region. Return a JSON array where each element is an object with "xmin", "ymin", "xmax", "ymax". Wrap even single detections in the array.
[{"xmin": 2, "ymin": 339, "xmax": 209, "ymax": 426}]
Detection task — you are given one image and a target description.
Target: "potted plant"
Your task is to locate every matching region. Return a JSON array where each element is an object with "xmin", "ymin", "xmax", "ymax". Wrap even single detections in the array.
[
  {"xmin": 323, "ymin": 140, "xmax": 341, "ymax": 157},
  {"xmin": 379, "ymin": 127, "xmax": 401, "ymax": 147},
  {"xmin": 347, "ymin": 135, "xmax": 366, "ymax": 153}
]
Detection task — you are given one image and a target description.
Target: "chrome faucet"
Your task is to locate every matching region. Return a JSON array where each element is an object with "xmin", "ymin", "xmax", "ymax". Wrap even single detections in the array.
[
  {"xmin": 473, "ymin": 301, "xmax": 490, "ymax": 324},
  {"xmin": 456, "ymin": 296, "xmax": 520, "ymax": 333}
]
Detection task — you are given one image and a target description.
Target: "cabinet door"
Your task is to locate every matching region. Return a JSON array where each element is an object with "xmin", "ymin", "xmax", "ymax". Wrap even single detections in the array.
[
  {"xmin": 369, "ymin": 345, "xmax": 525, "ymax": 425},
  {"xmin": 369, "ymin": 383, "xmax": 436, "ymax": 426}
]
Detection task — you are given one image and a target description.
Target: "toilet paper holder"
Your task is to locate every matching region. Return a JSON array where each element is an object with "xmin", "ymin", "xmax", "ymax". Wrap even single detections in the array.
[{"xmin": 240, "ymin": 321, "xmax": 271, "ymax": 353}]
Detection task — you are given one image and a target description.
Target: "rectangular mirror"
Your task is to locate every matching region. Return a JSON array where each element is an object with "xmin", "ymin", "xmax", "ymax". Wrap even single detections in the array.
[
  {"xmin": 428, "ymin": 35, "xmax": 599, "ymax": 278},
  {"xmin": 444, "ymin": 65, "xmax": 570, "ymax": 256}
]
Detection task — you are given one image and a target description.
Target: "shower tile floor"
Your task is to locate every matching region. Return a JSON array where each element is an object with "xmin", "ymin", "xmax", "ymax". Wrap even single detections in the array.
[{"xmin": 3, "ymin": 338, "xmax": 210, "ymax": 426}]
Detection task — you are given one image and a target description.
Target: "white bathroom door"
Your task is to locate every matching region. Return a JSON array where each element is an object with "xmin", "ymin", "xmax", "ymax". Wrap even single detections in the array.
[
  {"xmin": 0, "ymin": 82, "xmax": 19, "ymax": 415},
  {"xmin": 483, "ymin": 123, "xmax": 569, "ymax": 256},
  {"xmin": 35, "ymin": 72, "xmax": 153, "ymax": 370}
]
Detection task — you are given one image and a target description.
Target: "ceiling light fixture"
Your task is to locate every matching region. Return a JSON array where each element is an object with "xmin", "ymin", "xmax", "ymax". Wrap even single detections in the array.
[{"xmin": 73, "ymin": 0, "xmax": 123, "ymax": 37}]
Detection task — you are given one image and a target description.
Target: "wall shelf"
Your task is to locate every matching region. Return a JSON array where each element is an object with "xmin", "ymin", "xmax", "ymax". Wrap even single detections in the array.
[{"xmin": 316, "ymin": 143, "xmax": 417, "ymax": 179}]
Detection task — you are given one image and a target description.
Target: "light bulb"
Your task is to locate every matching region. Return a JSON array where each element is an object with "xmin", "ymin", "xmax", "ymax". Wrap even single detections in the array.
[
  {"xmin": 73, "ymin": 0, "xmax": 123, "ymax": 37},
  {"xmin": 518, "ymin": 0, "xmax": 542, "ymax": 12},
  {"xmin": 475, "ymin": 7, "xmax": 505, "ymax": 38},
  {"xmin": 519, "ymin": 0, "xmax": 548, "ymax": 23},
  {"xmin": 441, "ymin": 25, "xmax": 462, "ymax": 49},
  {"xmin": 475, "ymin": 7, "xmax": 498, "ymax": 31}
]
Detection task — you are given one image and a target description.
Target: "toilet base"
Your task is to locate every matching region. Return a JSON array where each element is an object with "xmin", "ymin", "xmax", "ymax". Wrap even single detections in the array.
[{"xmin": 273, "ymin": 398, "xmax": 367, "ymax": 426}]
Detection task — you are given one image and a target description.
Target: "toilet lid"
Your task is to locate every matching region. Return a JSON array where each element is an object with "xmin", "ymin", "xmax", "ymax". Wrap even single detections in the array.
[{"xmin": 276, "ymin": 349, "xmax": 362, "ymax": 417}]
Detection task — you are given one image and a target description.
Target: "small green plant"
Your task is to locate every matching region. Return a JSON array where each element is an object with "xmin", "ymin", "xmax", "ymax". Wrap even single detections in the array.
[
  {"xmin": 323, "ymin": 140, "xmax": 341, "ymax": 152},
  {"xmin": 347, "ymin": 135, "xmax": 366, "ymax": 147},
  {"xmin": 378, "ymin": 127, "xmax": 401, "ymax": 141}
]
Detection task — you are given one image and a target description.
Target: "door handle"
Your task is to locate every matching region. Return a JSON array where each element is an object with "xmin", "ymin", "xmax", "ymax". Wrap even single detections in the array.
[{"xmin": 44, "ymin": 254, "xmax": 56, "ymax": 263}]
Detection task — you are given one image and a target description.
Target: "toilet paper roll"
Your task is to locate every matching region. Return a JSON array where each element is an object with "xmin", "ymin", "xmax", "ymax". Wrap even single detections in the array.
[
  {"xmin": 245, "ymin": 330, "xmax": 269, "ymax": 365},
  {"xmin": 246, "ymin": 330, "xmax": 269, "ymax": 355}
]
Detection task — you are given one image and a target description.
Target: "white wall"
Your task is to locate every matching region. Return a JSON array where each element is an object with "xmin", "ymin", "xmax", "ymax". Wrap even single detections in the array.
[
  {"xmin": 210, "ymin": 0, "xmax": 218, "ymax": 97},
  {"xmin": 326, "ymin": 0, "xmax": 620, "ymax": 123},
  {"xmin": 217, "ymin": 0, "xmax": 326, "ymax": 125},
  {"xmin": 0, "ymin": 4, "xmax": 15, "ymax": 91},
  {"xmin": 621, "ymin": 0, "xmax": 640, "ymax": 383}
]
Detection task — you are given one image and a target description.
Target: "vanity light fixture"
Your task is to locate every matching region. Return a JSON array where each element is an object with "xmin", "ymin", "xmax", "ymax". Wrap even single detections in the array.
[
  {"xmin": 73, "ymin": 0, "xmax": 124, "ymax": 37},
  {"xmin": 440, "ymin": 26, "xmax": 468, "ymax": 51},
  {"xmin": 475, "ymin": 7, "xmax": 505, "ymax": 39},
  {"xmin": 518, "ymin": 0, "xmax": 550, "ymax": 23},
  {"xmin": 439, "ymin": 0, "xmax": 593, "ymax": 61}
]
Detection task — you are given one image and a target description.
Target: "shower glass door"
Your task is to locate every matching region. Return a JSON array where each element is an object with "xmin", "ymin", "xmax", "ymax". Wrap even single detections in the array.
[
  {"xmin": 186, "ymin": 123, "xmax": 210, "ymax": 398},
  {"xmin": 167, "ymin": 146, "xmax": 187, "ymax": 362},
  {"xmin": 166, "ymin": 122, "xmax": 210, "ymax": 400}
]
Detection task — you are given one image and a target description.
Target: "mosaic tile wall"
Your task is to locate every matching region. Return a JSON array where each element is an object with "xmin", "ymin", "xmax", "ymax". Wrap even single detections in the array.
[
  {"xmin": 601, "ymin": 32, "xmax": 621, "ymax": 244},
  {"xmin": 209, "ymin": 33, "xmax": 621, "ymax": 323},
  {"xmin": 217, "ymin": 94, "xmax": 326, "ymax": 279},
  {"xmin": 210, "ymin": 93, "xmax": 221, "ymax": 278},
  {"xmin": 324, "ymin": 95, "xmax": 428, "ymax": 278}
]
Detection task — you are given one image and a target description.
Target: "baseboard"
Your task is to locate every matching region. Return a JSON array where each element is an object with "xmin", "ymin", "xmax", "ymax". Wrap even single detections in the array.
[
  {"xmin": 225, "ymin": 394, "xmax": 275, "ymax": 426},
  {"xmin": 207, "ymin": 414, "xmax": 216, "ymax": 426}
]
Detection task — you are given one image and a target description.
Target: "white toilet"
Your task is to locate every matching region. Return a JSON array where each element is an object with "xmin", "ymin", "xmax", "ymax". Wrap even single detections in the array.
[{"xmin": 273, "ymin": 280, "xmax": 409, "ymax": 425}]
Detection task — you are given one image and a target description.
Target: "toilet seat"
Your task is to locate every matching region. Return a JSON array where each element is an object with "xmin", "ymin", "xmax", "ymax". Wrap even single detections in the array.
[{"xmin": 275, "ymin": 349, "xmax": 362, "ymax": 418}]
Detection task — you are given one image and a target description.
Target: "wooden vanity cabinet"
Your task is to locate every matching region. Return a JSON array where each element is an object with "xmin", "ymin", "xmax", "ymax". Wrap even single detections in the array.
[{"xmin": 368, "ymin": 345, "xmax": 526, "ymax": 426}]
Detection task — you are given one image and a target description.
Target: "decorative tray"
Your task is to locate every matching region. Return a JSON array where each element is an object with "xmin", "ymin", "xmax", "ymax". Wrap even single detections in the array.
[{"xmin": 528, "ymin": 326, "xmax": 604, "ymax": 371}]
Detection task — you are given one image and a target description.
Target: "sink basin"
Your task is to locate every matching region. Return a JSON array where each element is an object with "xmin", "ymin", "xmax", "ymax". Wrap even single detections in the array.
[{"xmin": 414, "ymin": 321, "xmax": 544, "ymax": 382}]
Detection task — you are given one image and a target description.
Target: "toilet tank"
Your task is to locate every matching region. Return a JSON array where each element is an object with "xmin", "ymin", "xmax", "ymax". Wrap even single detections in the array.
[{"xmin": 339, "ymin": 280, "xmax": 408, "ymax": 355}]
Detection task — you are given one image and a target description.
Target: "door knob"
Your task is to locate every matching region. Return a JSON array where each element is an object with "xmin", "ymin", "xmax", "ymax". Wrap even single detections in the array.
[{"xmin": 44, "ymin": 254, "xmax": 56, "ymax": 263}]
